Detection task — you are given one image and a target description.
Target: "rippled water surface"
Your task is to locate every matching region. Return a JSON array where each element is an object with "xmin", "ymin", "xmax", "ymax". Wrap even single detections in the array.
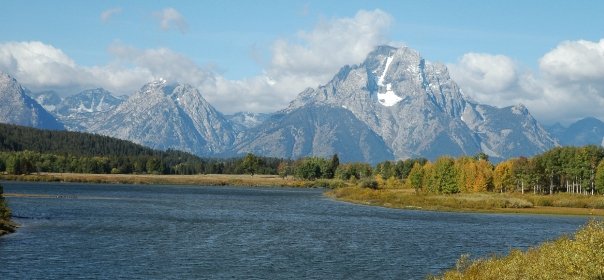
[{"xmin": 0, "ymin": 182, "xmax": 588, "ymax": 279}]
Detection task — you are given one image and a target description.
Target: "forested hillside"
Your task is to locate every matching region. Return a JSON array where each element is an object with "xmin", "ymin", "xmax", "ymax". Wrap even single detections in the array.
[
  {"xmin": 0, "ymin": 122, "xmax": 171, "ymax": 157},
  {"xmin": 0, "ymin": 123, "xmax": 284, "ymax": 175}
]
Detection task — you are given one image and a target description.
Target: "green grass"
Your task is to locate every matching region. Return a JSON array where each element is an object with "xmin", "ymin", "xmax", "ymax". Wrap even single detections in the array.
[{"xmin": 431, "ymin": 220, "xmax": 604, "ymax": 280}]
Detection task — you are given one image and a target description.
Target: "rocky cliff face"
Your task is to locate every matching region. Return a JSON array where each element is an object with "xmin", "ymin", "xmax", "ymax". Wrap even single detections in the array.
[
  {"xmin": 0, "ymin": 72, "xmax": 64, "ymax": 130},
  {"xmin": 283, "ymin": 45, "xmax": 557, "ymax": 161},
  {"xmin": 461, "ymin": 103, "xmax": 557, "ymax": 159},
  {"xmin": 34, "ymin": 88, "xmax": 124, "ymax": 131},
  {"xmin": 89, "ymin": 79, "xmax": 235, "ymax": 156},
  {"xmin": 233, "ymin": 105, "xmax": 393, "ymax": 164},
  {"xmin": 226, "ymin": 112, "xmax": 272, "ymax": 131}
]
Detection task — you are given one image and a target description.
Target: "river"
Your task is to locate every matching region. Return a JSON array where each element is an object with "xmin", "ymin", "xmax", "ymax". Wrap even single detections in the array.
[{"xmin": 0, "ymin": 182, "xmax": 588, "ymax": 279}]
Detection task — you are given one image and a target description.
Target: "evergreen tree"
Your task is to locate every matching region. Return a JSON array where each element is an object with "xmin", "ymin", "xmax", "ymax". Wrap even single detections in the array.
[{"xmin": 241, "ymin": 153, "xmax": 261, "ymax": 176}]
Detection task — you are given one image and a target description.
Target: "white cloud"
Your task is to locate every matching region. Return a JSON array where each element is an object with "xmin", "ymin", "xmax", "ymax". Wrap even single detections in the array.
[
  {"xmin": 2, "ymin": 21, "xmax": 603, "ymax": 125},
  {"xmin": 539, "ymin": 39, "xmax": 604, "ymax": 83},
  {"xmin": 0, "ymin": 41, "xmax": 211, "ymax": 95},
  {"xmin": 0, "ymin": 10, "xmax": 392, "ymax": 114},
  {"xmin": 0, "ymin": 41, "xmax": 87, "ymax": 90},
  {"xmin": 449, "ymin": 53, "xmax": 518, "ymax": 93},
  {"xmin": 199, "ymin": 9, "xmax": 393, "ymax": 113},
  {"xmin": 107, "ymin": 43, "xmax": 213, "ymax": 86},
  {"xmin": 267, "ymin": 9, "xmax": 392, "ymax": 91},
  {"xmin": 100, "ymin": 7, "xmax": 122, "ymax": 23},
  {"xmin": 449, "ymin": 39, "xmax": 604, "ymax": 125},
  {"xmin": 153, "ymin": 8, "xmax": 188, "ymax": 33}
]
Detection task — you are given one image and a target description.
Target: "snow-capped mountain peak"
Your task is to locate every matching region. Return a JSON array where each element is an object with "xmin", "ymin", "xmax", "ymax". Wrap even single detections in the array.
[
  {"xmin": 88, "ymin": 80, "xmax": 235, "ymax": 156},
  {"xmin": 281, "ymin": 45, "xmax": 556, "ymax": 161},
  {"xmin": 0, "ymin": 72, "xmax": 64, "ymax": 130}
]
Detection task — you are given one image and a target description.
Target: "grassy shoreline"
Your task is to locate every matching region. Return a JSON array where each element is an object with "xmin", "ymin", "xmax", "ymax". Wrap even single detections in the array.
[
  {"xmin": 0, "ymin": 172, "xmax": 316, "ymax": 188},
  {"xmin": 326, "ymin": 187, "xmax": 604, "ymax": 216},
  {"xmin": 3, "ymin": 173, "xmax": 604, "ymax": 216},
  {"xmin": 432, "ymin": 220, "xmax": 604, "ymax": 279}
]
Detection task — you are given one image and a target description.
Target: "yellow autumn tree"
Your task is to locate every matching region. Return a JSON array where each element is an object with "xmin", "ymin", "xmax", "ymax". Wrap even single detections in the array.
[
  {"xmin": 494, "ymin": 160, "xmax": 515, "ymax": 193},
  {"xmin": 473, "ymin": 159, "xmax": 494, "ymax": 192},
  {"xmin": 455, "ymin": 157, "xmax": 477, "ymax": 193}
]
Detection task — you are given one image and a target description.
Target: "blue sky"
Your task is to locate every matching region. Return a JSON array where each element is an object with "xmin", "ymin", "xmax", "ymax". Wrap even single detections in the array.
[{"xmin": 1, "ymin": 0, "xmax": 604, "ymax": 124}]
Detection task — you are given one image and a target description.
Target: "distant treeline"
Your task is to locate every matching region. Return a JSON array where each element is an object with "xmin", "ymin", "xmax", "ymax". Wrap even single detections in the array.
[
  {"xmin": 3, "ymin": 123, "xmax": 604, "ymax": 195},
  {"xmin": 370, "ymin": 146, "xmax": 604, "ymax": 195},
  {"xmin": 275, "ymin": 146, "xmax": 604, "ymax": 195},
  {"xmin": 0, "ymin": 123, "xmax": 285, "ymax": 175}
]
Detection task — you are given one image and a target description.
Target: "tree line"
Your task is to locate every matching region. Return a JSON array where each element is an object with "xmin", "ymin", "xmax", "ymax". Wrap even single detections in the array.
[
  {"xmin": 375, "ymin": 146, "xmax": 604, "ymax": 195},
  {"xmin": 0, "ymin": 150, "xmax": 291, "ymax": 176},
  {"xmin": 0, "ymin": 123, "xmax": 286, "ymax": 175},
  {"xmin": 274, "ymin": 145, "xmax": 604, "ymax": 196},
  {"xmin": 4, "ymin": 122, "xmax": 604, "ymax": 195}
]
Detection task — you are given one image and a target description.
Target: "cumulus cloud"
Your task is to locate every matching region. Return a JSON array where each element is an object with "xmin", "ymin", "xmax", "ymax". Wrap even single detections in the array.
[
  {"xmin": 539, "ymin": 39, "xmax": 604, "ymax": 83},
  {"xmin": 100, "ymin": 7, "xmax": 122, "ymax": 23},
  {"xmin": 449, "ymin": 39, "xmax": 604, "ymax": 125},
  {"xmin": 153, "ymin": 8, "xmax": 188, "ymax": 33},
  {"xmin": 0, "ymin": 41, "xmax": 212, "ymax": 95},
  {"xmin": 267, "ymin": 9, "xmax": 392, "ymax": 91},
  {"xmin": 448, "ymin": 53, "xmax": 533, "ymax": 106},
  {"xmin": 107, "ymin": 43, "xmax": 213, "ymax": 86},
  {"xmin": 0, "ymin": 9, "xmax": 393, "ymax": 114},
  {"xmin": 0, "ymin": 41, "xmax": 89, "ymax": 90},
  {"xmin": 3, "ymin": 15, "xmax": 603, "ymax": 125},
  {"xmin": 201, "ymin": 9, "xmax": 394, "ymax": 113}
]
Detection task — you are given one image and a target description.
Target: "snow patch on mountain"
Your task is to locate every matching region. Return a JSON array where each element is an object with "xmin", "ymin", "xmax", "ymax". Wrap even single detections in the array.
[
  {"xmin": 376, "ymin": 55, "xmax": 402, "ymax": 107},
  {"xmin": 226, "ymin": 112, "xmax": 271, "ymax": 130}
]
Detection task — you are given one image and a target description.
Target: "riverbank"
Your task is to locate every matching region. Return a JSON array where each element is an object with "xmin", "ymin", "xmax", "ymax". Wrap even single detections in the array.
[
  {"xmin": 0, "ymin": 220, "xmax": 17, "ymax": 236},
  {"xmin": 326, "ymin": 187, "xmax": 604, "ymax": 216},
  {"xmin": 432, "ymin": 220, "xmax": 604, "ymax": 279},
  {"xmin": 0, "ymin": 172, "xmax": 317, "ymax": 188},
  {"xmin": 4, "ymin": 173, "xmax": 604, "ymax": 216},
  {"xmin": 0, "ymin": 183, "xmax": 15, "ymax": 236}
]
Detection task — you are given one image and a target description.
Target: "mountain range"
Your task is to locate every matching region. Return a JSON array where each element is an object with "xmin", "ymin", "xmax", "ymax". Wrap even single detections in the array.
[
  {"xmin": 0, "ymin": 73, "xmax": 64, "ymax": 130},
  {"xmin": 547, "ymin": 117, "xmax": 604, "ymax": 147},
  {"xmin": 0, "ymin": 45, "xmax": 601, "ymax": 163}
]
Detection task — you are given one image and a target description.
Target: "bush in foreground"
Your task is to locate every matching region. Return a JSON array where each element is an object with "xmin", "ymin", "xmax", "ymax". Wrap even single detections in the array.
[
  {"xmin": 0, "ymin": 183, "xmax": 15, "ymax": 235},
  {"xmin": 433, "ymin": 220, "xmax": 604, "ymax": 280}
]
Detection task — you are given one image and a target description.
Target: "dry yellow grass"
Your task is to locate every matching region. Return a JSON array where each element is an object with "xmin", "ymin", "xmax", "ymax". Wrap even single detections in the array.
[
  {"xmin": 326, "ymin": 187, "xmax": 604, "ymax": 216},
  {"xmin": 0, "ymin": 172, "xmax": 315, "ymax": 188},
  {"xmin": 433, "ymin": 220, "xmax": 604, "ymax": 280}
]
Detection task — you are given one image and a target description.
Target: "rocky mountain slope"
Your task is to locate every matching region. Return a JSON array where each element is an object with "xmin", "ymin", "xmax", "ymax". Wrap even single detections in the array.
[
  {"xmin": 282, "ymin": 45, "xmax": 557, "ymax": 161},
  {"xmin": 548, "ymin": 117, "xmax": 604, "ymax": 146},
  {"xmin": 88, "ymin": 79, "xmax": 235, "ymax": 156},
  {"xmin": 0, "ymin": 72, "xmax": 64, "ymax": 130},
  {"xmin": 233, "ymin": 105, "xmax": 394, "ymax": 164},
  {"xmin": 33, "ymin": 88, "xmax": 124, "ymax": 130},
  {"xmin": 226, "ymin": 112, "xmax": 272, "ymax": 131}
]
